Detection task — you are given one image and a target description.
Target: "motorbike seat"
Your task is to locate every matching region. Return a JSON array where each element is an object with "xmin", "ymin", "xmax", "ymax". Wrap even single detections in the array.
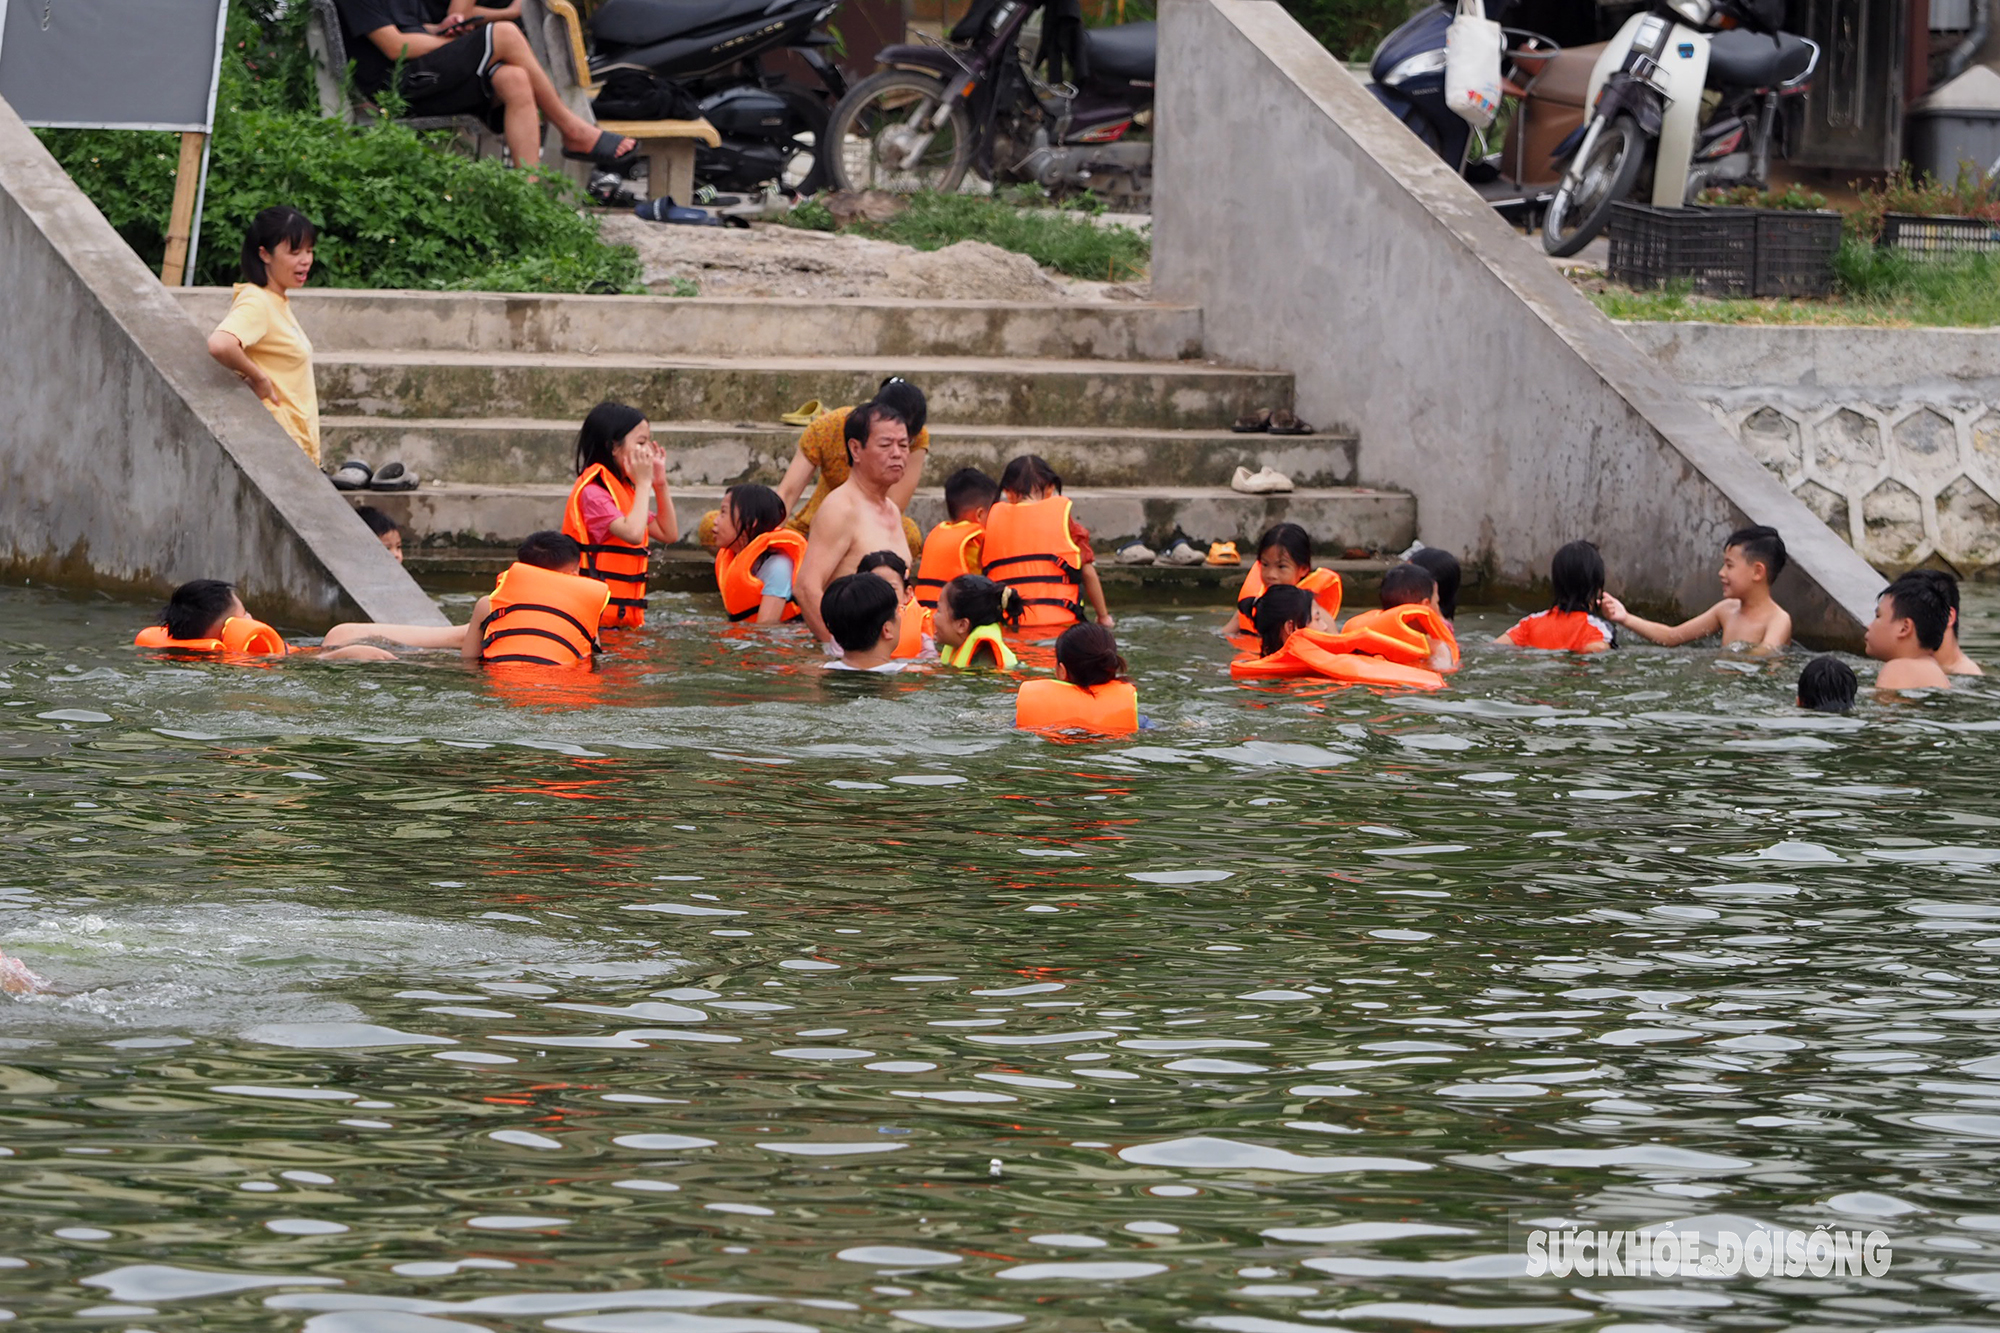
[
  {"xmin": 1084, "ymin": 21, "xmax": 1156, "ymax": 82},
  {"xmin": 1704, "ymin": 29, "xmax": 1814, "ymax": 90},
  {"xmin": 591, "ymin": 0, "xmax": 781, "ymax": 48}
]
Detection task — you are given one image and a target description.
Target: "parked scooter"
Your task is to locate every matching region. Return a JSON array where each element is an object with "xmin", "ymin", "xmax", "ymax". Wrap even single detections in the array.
[
  {"xmin": 823, "ymin": 0, "xmax": 1156, "ymax": 205},
  {"xmin": 587, "ymin": 0, "xmax": 850, "ymax": 197},
  {"xmin": 1541, "ymin": 0, "xmax": 1818, "ymax": 254}
]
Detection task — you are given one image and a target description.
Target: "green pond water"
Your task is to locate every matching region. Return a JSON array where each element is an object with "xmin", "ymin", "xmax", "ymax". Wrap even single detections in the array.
[{"xmin": 5, "ymin": 580, "xmax": 2000, "ymax": 1333}]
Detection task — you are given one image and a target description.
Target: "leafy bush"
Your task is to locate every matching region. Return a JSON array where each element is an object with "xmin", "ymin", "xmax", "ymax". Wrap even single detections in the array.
[
  {"xmin": 1695, "ymin": 184, "xmax": 1829, "ymax": 211},
  {"xmin": 1277, "ymin": 0, "xmax": 1422, "ymax": 60},
  {"xmin": 776, "ymin": 190, "xmax": 1150, "ymax": 280},
  {"xmin": 1847, "ymin": 163, "xmax": 2000, "ymax": 241},
  {"xmin": 34, "ymin": 0, "xmax": 639, "ymax": 293}
]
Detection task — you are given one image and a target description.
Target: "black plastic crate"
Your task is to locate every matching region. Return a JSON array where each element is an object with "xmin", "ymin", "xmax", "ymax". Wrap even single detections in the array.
[
  {"xmin": 1881, "ymin": 211, "xmax": 2000, "ymax": 256},
  {"xmin": 1607, "ymin": 203, "xmax": 1840, "ymax": 297}
]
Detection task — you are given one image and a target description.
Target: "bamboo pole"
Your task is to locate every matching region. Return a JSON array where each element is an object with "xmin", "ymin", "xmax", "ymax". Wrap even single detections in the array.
[{"xmin": 160, "ymin": 130, "xmax": 207, "ymax": 286}]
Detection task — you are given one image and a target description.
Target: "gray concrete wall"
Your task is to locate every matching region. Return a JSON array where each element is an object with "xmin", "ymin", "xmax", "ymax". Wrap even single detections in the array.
[
  {"xmin": 1624, "ymin": 322, "xmax": 2000, "ymax": 575},
  {"xmin": 1152, "ymin": 0, "xmax": 1884, "ymax": 646},
  {"xmin": 0, "ymin": 97, "xmax": 445, "ymax": 631}
]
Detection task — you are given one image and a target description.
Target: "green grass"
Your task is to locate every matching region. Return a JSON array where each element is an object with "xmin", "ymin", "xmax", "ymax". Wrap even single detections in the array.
[
  {"xmin": 1588, "ymin": 239, "xmax": 2000, "ymax": 327},
  {"xmin": 778, "ymin": 191, "xmax": 1150, "ymax": 282}
]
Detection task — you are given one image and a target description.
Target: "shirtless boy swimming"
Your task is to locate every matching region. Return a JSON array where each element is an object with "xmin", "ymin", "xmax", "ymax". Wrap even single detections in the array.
[
  {"xmin": 795, "ymin": 401, "xmax": 913, "ymax": 645},
  {"xmin": 1600, "ymin": 526, "xmax": 1791, "ymax": 652},
  {"xmin": 1867, "ymin": 573, "xmax": 1953, "ymax": 692}
]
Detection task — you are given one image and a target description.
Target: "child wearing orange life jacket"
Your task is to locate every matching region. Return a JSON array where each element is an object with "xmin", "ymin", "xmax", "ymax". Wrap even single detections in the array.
[
  {"xmin": 914, "ymin": 468, "xmax": 1000, "ymax": 611},
  {"xmin": 1016, "ymin": 623, "xmax": 1139, "ymax": 735},
  {"xmin": 1496, "ymin": 541, "xmax": 1616, "ymax": 653},
  {"xmin": 858, "ymin": 550, "xmax": 930, "ymax": 659},
  {"xmin": 1233, "ymin": 585, "xmax": 1445, "ymax": 690},
  {"xmin": 934, "ymin": 575, "xmax": 1023, "ymax": 670},
  {"xmin": 1341, "ymin": 563, "xmax": 1459, "ymax": 672},
  {"xmin": 714, "ymin": 483, "xmax": 804, "ymax": 624},
  {"xmin": 136, "ymin": 580, "xmax": 396, "ymax": 661},
  {"xmin": 459, "ymin": 532, "xmax": 610, "ymax": 667},
  {"xmin": 981, "ymin": 455, "xmax": 1114, "ymax": 630},
  {"xmin": 1235, "ymin": 522, "xmax": 1341, "ymax": 635},
  {"xmin": 562, "ymin": 401, "xmax": 678, "ymax": 630}
]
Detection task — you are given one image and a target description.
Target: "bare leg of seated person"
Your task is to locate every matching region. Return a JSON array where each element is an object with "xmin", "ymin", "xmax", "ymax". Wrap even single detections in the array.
[{"xmin": 486, "ymin": 22, "xmax": 635, "ymax": 167}]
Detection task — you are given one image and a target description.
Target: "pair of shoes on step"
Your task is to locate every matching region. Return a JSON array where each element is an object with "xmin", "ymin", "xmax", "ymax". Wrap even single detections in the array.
[
  {"xmin": 1141, "ymin": 531, "xmax": 1243, "ymax": 567},
  {"xmin": 329, "ymin": 460, "xmax": 420, "ymax": 491},
  {"xmin": 1230, "ymin": 408, "xmax": 1314, "ymax": 435},
  {"xmin": 1231, "ymin": 465, "xmax": 1294, "ymax": 494}
]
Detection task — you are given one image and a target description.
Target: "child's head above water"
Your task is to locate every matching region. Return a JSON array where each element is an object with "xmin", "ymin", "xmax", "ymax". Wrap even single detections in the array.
[
  {"xmin": 1255, "ymin": 584, "xmax": 1316, "ymax": 657},
  {"xmin": 1255, "ymin": 523, "xmax": 1313, "ymax": 586},
  {"xmin": 935, "ymin": 574, "xmax": 1023, "ymax": 648},
  {"xmin": 1723, "ymin": 525, "xmax": 1787, "ymax": 597},
  {"xmin": 858, "ymin": 549, "xmax": 910, "ymax": 602},
  {"xmin": 1055, "ymin": 623, "xmax": 1127, "ymax": 689},
  {"xmin": 1379, "ymin": 562, "xmax": 1437, "ymax": 610},
  {"xmin": 517, "ymin": 530, "xmax": 583, "ymax": 577},
  {"xmin": 162, "ymin": 579, "xmax": 245, "ymax": 642},
  {"xmin": 1549, "ymin": 540, "xmax": 1606, "ymax": 614},
  {"xmin": 821, "ymin": 572, "xmax": 901, "ymax": 654},
  {"xmin": 1408, "ymin": 546, "xmax": 1461, "ymax": 621},
  {"xmin": 1797, "ymin": 654, "xmax": 1858, "ymax": 713},
  {"xmin": 944, "ymin": 467, "xmax": 1001, "ymax": 524},
  {"xmin": 717, "ymin": 483, "xmax": 787, "ymax": 551},
  {"xmin": 1901, "ymin": 567, "xmax": 1960, "ymax": 633},
  {"xmin": 354, "ymin": 506, "xmax": 403, "ymax": 563},
  {"xmin": 1867, "ymin": 574, "xmax": 1949, "ymax": 659},
  {"xmin": 998, "ymin": 454, "xmax": 1062, "ymax": 501}
]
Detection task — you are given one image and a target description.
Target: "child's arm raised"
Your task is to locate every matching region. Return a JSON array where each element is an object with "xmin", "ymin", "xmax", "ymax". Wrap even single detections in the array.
[{"xmin": 1600, "ymin": 594, "xmax": 1724, "ymax": 646}]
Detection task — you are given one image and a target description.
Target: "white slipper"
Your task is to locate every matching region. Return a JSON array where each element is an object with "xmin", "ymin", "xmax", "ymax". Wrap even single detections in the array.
[
  {"xmin": 1158, "ymin": 535, "xmax": 1206, "ymax": 566},
  {"xmin": 1114, "ymin": 541, "xmax": 1156, "ymax": 565},
  {"xmin": 1231, "ymin": 465, "xmax": 1294, "ymax": 495}
]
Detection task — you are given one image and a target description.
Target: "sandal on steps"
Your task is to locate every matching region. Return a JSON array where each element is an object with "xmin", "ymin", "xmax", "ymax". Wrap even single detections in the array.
[
  {"xmin": 369, "ymin": 461, "xmax": 420, "ymax": 491},
  {"xmin": 781, "ymin": 399, "xmax": 826, "ymax": 426},
  {"xmin": 1231, "ymin": 408, "xmax": 1272, "ymax": 434},
  {"xmin": 329, "ymin": 460, "xmax": 372, "ymax": 491},
  {"xmin": 1269, "ymin": 409, "xmax": 1314, "ymax": 436}
]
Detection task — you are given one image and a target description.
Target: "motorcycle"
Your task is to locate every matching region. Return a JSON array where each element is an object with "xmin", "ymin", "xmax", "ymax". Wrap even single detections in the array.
[
  {"xmin": 586, "ymin": 0, "xmax": 851, "ymax": 198},
  {"xmin": 1541, "ymin": 0, "xmax": 1819, "ymax": 254},
  {"xmin": 822, "ymin": 0, "xmax": 1156, "ymax": 205}
]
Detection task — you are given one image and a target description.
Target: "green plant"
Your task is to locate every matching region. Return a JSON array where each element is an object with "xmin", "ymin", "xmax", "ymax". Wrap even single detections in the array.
[
  {"xmin": 34, "ymin": 0, "xmax": 640, "ymax": 294},
  {"xmin": 1277, "ymin": 0, "xmax": 1423, "ymax": 60},
  {"xmin": 1848, "ymin": 163, "xmax": 2000, "ymax": 241},
  {"xmin": 1696, "ymin": 183, "xmax": 1828, "ymax": 210},
  {"xmin": 781, "ymin": 196, "xmax": 837, "ymax": 232}
]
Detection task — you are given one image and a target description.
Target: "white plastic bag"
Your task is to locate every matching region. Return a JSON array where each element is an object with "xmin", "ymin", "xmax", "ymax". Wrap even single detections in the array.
[{"xmin": 1444, "ymin": 0, "xmax": 1503, "ymax": 130}]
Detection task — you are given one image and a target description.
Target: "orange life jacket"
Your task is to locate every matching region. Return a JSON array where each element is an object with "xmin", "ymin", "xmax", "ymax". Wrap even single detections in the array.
[
  {"xmin": 914, "ymin": 520, "xmax": 984, "ymax": 610},
  {"xmin": 479, "ymin": 561, "xmax": 608, "ymax": 666},
  {"xmin": 980, "ymin": 497, "xmax": 1083, "ymax": 628},
  {"xmin": 562, "ymin": 464, "xmax": 651, "ymax": 629},
  {"xmin": 892, "ymin": 598, "xmax": 929, "ymax": 659},
  {"xmin": 1234, "ymin": 565, "xmax": 1343, "ymax": 633},
  {"xmin": 714, "ymin": 529, "xmax": 807, "ymax": 622},
  {"xmin": 134, "ymin": 616, "xmax": 287, "ymax": 656},
  {"xmin": 1502, "ymin": 608, "xmax": 1612, "ymax": 652},
  {"xmin": 1015, "ymin": 678, "xmax": 1139, "ymax": 734},
  {"xmin": 1340, "ymin": 603, "xmax": 1460, "ymax": 668},
  {"xmin": 1232, "ymin": 626, "xmax": 1445, "ymax": 690}
]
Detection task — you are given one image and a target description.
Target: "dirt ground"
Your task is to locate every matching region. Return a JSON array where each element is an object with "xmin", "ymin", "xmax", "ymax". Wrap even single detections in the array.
[{"xmin": 597, "ymin": 213, "xmax": 1150, "ymax": 302}]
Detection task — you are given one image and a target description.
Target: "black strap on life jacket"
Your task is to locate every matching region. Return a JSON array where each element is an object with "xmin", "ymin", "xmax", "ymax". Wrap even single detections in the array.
[{"xmin": 480, "ymin": 602, "xmax": 601, "ymax": 660}]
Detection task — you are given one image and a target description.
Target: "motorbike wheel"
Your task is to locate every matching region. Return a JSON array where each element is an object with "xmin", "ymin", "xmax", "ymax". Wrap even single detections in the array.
[
  {"xmin": 825, "ymin": 69, "xmax": 977, "ymax": 194},
  {"xmin": 775, "ymin": 80, "xmax": 833, "ymax": 197},
  {"xmin": 1541, "ymin": 113, "xmax": 1646, "ymax": 258}
]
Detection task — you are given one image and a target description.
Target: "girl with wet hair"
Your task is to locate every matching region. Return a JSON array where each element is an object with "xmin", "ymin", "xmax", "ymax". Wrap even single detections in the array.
[
  {"xmin": 207, "ymin": 206, "xmax": 323, "ymax": 462},
  {"xmin": 713, "ymin": 483, "xmax": 802, "ymax": 624},
  {"xmin": 562, "ymin": 401, "xmax": 677, "ymax": 629},
  {"xmin": 935, "ymin": 574, "xmax": 1023, "ymax": 669},
  {"xmin": 1015, "ymin": 623, "xmax": 1139, "ymax": 734}
]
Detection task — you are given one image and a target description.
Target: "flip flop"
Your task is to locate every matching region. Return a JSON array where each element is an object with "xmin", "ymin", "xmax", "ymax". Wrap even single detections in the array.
[
  {"xmin": 564, "ymin": 129, "xmax": 640, "ymax": 168},
  {"xmin": 781, "ymin": 399, "xmax": 825, "ymax": 427},
  {"xmin": 1206, "ymin": 541, "xmax": 1243, "ymax": 567},
  {"xmin": 1231, "ymin": 408, "xmax": 1272, "ymax": 434},
  {"xmin": 1269, "ymin": 409, "xmax": 1315, "ymax": 436},
  {"xmin": 369, "ymin": 461, "xmax": 420, "ymax": 491},
  {"xmin": 329, "ymin": 460, "xmax": 372, "ymax": 491}
]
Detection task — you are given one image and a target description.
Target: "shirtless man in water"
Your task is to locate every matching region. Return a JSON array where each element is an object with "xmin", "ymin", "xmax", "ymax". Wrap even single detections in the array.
[{"xmin": 796, "ymin": 402, "xmax": 913, "ymax": 644}]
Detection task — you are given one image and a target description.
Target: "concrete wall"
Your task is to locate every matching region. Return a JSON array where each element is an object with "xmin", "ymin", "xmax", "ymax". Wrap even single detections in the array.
[
  {"xmin": 1152, "ymin": 0, "xmax": 1884, "ymax": 646},
  {"xmin": 0, "ymin": 98, "xmax": 445, "ymax": 630},
  {"xmin": 1625, "ymin": 323, "xmax": 2000, "ymax": 576}
]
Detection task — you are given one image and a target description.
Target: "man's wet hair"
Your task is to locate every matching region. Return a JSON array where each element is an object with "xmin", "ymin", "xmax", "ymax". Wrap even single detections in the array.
[
  {"xmin": 1884, "ymin": 573, "xmax": 1949, "ymax": 651},
  {"xmin": 1797, "ymin": 655, "xmax": 1858, "ymax": 713},
  {"xmin": 1901, "ymin": 567, "xmax": 1960, "ymax": 622},
  {"xmin": 944, "ymin": 468, "xmax": 1001, "ymax": 522},
  {"xmin": 1255, "ymin": 584, "xmax": 1316, "ymax": 657},
  {"xmin": 1379, "ymin": 562, "xmax": 1437, "ymax": 609},
  {"xmin": 162, "ymin": 579, "xmax": 238, "ymax": 641},
  {"xmin": 1409, "ymin": 546, "xmax": 1461, "ymax": 620},
  {"xmin": 822, "ymin": 572, "xmax": 900, "ymax": 651},
  {"xmin": 517, "ymin": 530, "xmax": 583, "ymax": 572},
  {"xmin": 1727, "ymin": 525, "xmax": 1787, "ymax": 581}
]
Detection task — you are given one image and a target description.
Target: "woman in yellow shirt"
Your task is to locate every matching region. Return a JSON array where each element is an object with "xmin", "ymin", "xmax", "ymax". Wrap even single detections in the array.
[{"xmin": 207, "ymin": 207, "xmax": 322, "ymax": 464}]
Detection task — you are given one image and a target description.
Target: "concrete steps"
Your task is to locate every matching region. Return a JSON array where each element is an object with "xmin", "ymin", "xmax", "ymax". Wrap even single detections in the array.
[{"xmin": 320, "ymin": 417, "xmax": 1362, "ymax": 489}]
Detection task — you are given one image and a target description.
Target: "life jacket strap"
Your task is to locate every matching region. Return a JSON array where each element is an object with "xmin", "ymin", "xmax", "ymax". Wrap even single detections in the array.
[{"xmin": 483, "ymin": 626, "xmax": 597, "ymax": 657}]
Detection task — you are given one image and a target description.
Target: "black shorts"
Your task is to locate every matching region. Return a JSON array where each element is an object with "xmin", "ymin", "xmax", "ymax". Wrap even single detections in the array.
[{"xmin": 390, "ymin": 25, "xmax": 497, "ymax": 118}]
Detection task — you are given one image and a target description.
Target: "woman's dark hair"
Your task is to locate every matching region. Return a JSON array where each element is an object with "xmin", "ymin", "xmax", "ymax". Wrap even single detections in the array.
[
  {"xmin": 162, "ymin": 579, "xmax": 238, "ymax": 640},
  {"xmin": 240, "ymin": 206, "xmax": 317, "ymax": 286},
  {"xmin": 1255, "ymin": 585, "xmax": 1316, "ymax": 656},
  {"xmin": 1056, "ymin": 623, "xmax": 1126, "ymax": 688},
  {"xmin": 999, "ymin": 454, "xmax": 1062, "ymax": 497},
  {"xmin": 940, "ymin": 574, "xmax": 1023, "ymax": 632},
  {"xmin": 1797, "ymin": 654, "xmax": 1858, "ymax": 713},
  {"xmin": 724, "ymin": 483, "xmax": 787, "ymax": 547},
  {"xmin": 875, "ymin": 377, "xmax": 928, "ymax": 436},
  {"xmin": 1409, "ymin": 546, "xmax": 1462, "ymax": 621},
  {"xmin": 1255, "ymin": 522, "xmax": 1313, "ymax": 570},
  {"xmin": 575, "ymin": 401, "xmax": 648, "ymax": 484},
  {"xmin": 1549, "ymin": 540, "xmax": 1606, "ymax": 615}
]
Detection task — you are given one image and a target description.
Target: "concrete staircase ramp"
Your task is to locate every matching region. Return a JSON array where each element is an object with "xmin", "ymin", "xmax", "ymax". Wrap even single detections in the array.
[
  {"xmin": 1153, "ymin": 0, "xmax": 1883, "ymax": 647},
  {"xmin": 0, "ymin": 97, "xmax": 445, "ymax": 630}
]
